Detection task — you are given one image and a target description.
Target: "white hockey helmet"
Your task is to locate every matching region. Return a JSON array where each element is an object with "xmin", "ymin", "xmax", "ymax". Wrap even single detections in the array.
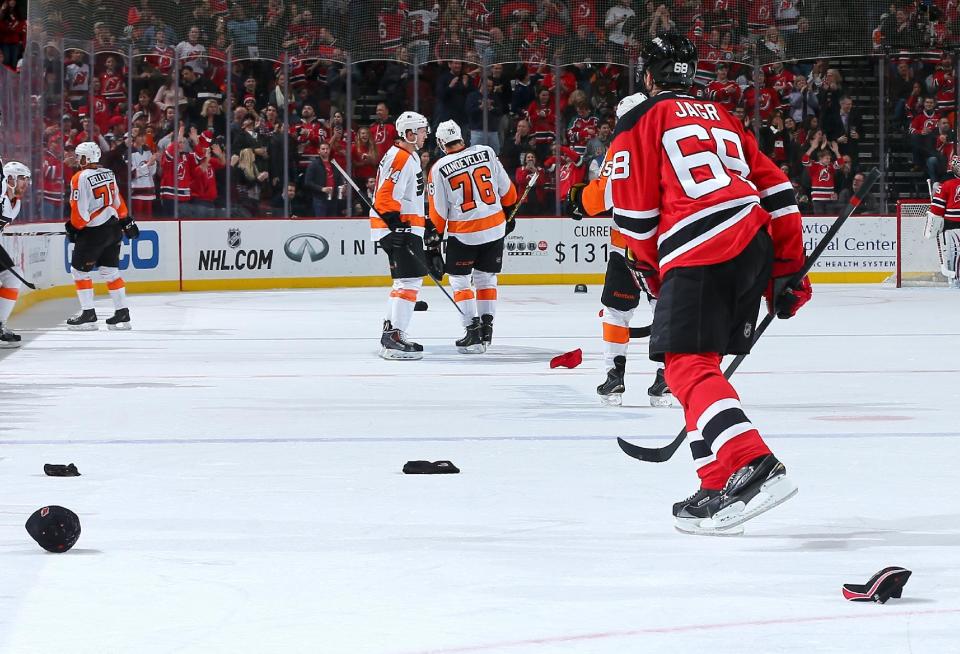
[
  {"xmin": 435, "ymin": 120, "xmax": 464, "ymax": 153},
  {"xmin": 395, "ymin": 111, "xmax": 430, "ymax": 145},
  {"xmin": 615, "ymin": 92, "xmax": 648, "ymax": 120},
  {"xmin": 75, "ymin": 141, "xmax": 102, "ymax": 165},
  {"xmin": 3, "ymin": 161, "xmax": 31, "ymax": 184}
]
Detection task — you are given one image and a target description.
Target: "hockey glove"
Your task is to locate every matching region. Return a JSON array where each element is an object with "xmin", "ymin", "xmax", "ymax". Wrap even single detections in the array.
[
  {"xmin": 119, "ymin": 217, "xmax": 140, "ymax": 240},
  {"xmin": 565, "ymin": 182, "xmax": 588, "ymax": 220},
  {"xmin": 765, "ymin": 274, "xmax": 813, "ymax": 319},
  {"xmin": 380, "ymin": 211, "xmax": 404, "ymax": 232},
  {"xmin": 423, "ymin": 228, "xmax": 445, "ymax": 281},
  {"xmin": 625, "ymin": 248, "xmax": 661, "ymax": 301},
  {"xmin": 64, "ymin": 220, "xmax": 79, "ymax": 244}
]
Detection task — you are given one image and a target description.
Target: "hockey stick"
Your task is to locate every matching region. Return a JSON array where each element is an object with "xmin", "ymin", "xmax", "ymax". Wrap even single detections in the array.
[
  {"xmin": 629, "ymin": 325, "xmax": 651, "ymax": 339},
  {"xmin": 2, "ymin": 231, "xmax": 66, "ymax": 236},
  {"xmin": 0, "ymin": 247, "xmax": 37, "ymax": 290},
  {"xmin": 332, "ymin": 159, "xmax": 464, "ymax": 315},
  {"xmin": 506, "ymin": 170, "xmax": 539, "ymax": 224},
  {"xmin": 618, "ymin": 167, "xmax": 882, "ymax": 463}
]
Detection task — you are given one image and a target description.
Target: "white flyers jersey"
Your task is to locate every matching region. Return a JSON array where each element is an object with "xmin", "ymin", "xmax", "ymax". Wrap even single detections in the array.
[
  {"xmin": 1, "ymin": 190, "xmax": 22, "ymax": 231},
  {"xmin": 428, "ymin": 145, "xmax": 518, "ymax": 245},
  {"xmin": 370, "ymin": 145, "xmax": 427, "ymax": 242},
  {"xmin": 69, "ymin": 167, "xmax": 128, "ymax": 230}
]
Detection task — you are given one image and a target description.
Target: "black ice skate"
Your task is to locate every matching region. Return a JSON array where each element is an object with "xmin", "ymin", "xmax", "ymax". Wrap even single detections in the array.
[
  {"xmin": 597, "ymin": 355, "xmax": 626, "ymax": 406},
  {"xmin": 674, "ymin": 454, "xmax": 797, "ymax": 536},
  {"xmin": 0, "ymin": 322, "xmax": 21, "ymax": 349},
  {"xmin": 379, "ymin": 320, "xmax": 423, "ymax": 360},
  {"xmin": 647, "ymin": 367, "xmax": 672, "ymax": 407},
  {"xmin": 105, "ymin": 307, "xmax": 132, "ymax": 331},
  {"xmin": 456, "ymin": 317, "xmax": 486, "ymax": 354},
  {"xmin": 480, "ymin": 314, "xmax": 494, "ymax": 346},
  {"xmin": 66, "ymin": 309, "xmax": 98, "ymax": 331}
]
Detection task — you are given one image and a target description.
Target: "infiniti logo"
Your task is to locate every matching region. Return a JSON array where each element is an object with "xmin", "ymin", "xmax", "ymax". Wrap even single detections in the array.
[{"xmin": 284, "ymin": 233, "xmax": 329, "ymax": 262}]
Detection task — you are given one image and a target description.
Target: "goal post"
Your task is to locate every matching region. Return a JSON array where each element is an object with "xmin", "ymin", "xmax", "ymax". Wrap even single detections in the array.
[{"xmin": 891, "ymin": 199, "xmax": 949, "ymax": 288}]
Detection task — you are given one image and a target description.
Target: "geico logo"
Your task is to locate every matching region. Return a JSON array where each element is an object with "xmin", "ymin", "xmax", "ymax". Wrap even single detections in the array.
[{"xmin": 63, "ymin": 230, "xmax": 160, "ymax": 273}]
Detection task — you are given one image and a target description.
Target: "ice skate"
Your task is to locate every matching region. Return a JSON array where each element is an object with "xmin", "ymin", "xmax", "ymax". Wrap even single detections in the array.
[
  {"xmin": 105, "ymin": 307, "xmax": 132, "ymax": 331},
  {"xmin": 647, "ymin": 367, "xmax": 672, "ymax": 407},
  {"xmin": 674, "ymin": 454, "xmax": 797, "ymax": 535},
  {"xmin": 456, "ymin": 317, "xmax": 486, "ymax": 354},
  {"xmin": 379, "ymin": 320, "xmax": 423, "ymax": 360},
  {"xmin": 480, "ymin": 314, "xmax": 494, "ymax": 346},
  {"xmin": 0, "ymin": 322, "xmax": 21, "ymax": 349},
  {"xmin": 66, "ymin": 309, "xmax": 98, "ymax": 331},
  {"xmin": 597, "ymin": 355, "xmax": 626, "ymax": 406}
]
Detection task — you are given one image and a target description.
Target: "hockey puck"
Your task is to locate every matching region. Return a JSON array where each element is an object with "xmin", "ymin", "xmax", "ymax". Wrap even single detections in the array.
[
  {"xmin": 414, "ymin": 300, "xmax": 429, "ymax": 311},
  {"xmin": 574, "ymin": 283, "xmax": 588, "ymax": 293}
]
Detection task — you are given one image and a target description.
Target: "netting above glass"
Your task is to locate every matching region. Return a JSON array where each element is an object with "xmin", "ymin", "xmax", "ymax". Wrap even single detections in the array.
[{"xmin": 28, "ymin": 0, "xmax": 953, "ymax": 67}]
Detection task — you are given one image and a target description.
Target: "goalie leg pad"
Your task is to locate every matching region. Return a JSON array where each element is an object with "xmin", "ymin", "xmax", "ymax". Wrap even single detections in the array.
[{"xmin": 945, "ymin": 229, "xmax": 960, "ymax": 281}]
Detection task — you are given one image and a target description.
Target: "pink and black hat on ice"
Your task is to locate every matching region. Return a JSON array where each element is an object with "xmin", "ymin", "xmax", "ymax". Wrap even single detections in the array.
[{"xmin": 841, "ymin": 566, "xmax": 912, "ymax": 604}]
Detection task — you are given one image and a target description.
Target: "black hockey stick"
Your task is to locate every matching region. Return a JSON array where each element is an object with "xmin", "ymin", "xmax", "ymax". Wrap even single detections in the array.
[
  {"xmin": 629, "ymin": 325, "xmax": 651, "ymax": 339},
  {"xmin": 3, "ymin": 231, "xmax": 66, "ymax": 236},
  {"xmin": 0, "ymin": 245, "xmax": 37, "ymax": 290},
  {"xmin": 618, "ymin": 167, "xmax": 881, "ymax": 463},
  {"xmin": 331, "ymin": 159, "xmax": 464, "ymax": 315}
]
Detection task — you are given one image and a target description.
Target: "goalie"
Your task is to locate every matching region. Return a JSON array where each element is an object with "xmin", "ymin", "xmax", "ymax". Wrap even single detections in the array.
[{"xmin": 925, "ymin": 157, "xmax": 960, "ymax": 288}]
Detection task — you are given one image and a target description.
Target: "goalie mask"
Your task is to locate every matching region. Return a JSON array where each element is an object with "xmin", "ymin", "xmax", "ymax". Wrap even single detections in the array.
[{"xmin": 951, "ymin": 154, "xmax": 960, "ymax": 178}]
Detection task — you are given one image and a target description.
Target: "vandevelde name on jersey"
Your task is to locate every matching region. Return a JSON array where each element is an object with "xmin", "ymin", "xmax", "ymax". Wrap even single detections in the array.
[{"xmin": 438, "ymin": 148, "xmax": 491, "ymax": 177}]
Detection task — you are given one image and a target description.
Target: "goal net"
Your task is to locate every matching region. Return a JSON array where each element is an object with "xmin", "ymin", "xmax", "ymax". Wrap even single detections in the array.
[{"xmin": 891, "ymin": 199, "xmax": 949, "ymax": 287}]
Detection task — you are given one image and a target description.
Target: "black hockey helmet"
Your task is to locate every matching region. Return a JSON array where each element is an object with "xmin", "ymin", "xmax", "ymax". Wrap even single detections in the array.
[{"xmin": 637, "ymin": 33, "xmax": 698, "ymax": 92}]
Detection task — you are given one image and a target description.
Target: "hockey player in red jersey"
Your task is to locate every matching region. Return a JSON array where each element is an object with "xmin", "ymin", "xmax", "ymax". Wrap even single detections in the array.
[
  {"xmin": 608, "ymin": 34, "xmax": 812, "ymax": 534},
  {"xmin": 926, "ymin": 155, "xmax": 960, "ymax": 288}
]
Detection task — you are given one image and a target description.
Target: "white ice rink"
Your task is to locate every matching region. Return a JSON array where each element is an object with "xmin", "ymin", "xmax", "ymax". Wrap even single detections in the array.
[{"xmin": 1, "ymin": 284, "xmax": 959, "ymax": 653}]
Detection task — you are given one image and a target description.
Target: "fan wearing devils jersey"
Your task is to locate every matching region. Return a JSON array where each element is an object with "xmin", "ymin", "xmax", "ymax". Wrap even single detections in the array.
[
  {"xmin": 608, "ymin": 34, "xmax": 809, "ymax": 535},
  {"xmin": 65, "ymin": 49, "xmax": 90, "ymax": 108},
  {"xmin": 801, "ymin": 133, "xmax": 841, "ymax": 213},
  {"xmin": 925, "ymin": 157, "xmax": 960, "ymax": 287},
  {"xmin": 370, "ymin": 103, "xmax": 398, "ymax": 162},
  {"xmin": 706, "ymin": 64, "xmax": 740, "ymax": 113}
]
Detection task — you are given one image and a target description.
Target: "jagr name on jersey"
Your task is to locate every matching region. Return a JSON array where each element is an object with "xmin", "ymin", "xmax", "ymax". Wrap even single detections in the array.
[
  {"xmin": 439, "ymin": 149, "xmax": 491, "ymax": 177},
  {"xmin": 674, "ymin": 101, "xmax": 722, "ymax": 122}
]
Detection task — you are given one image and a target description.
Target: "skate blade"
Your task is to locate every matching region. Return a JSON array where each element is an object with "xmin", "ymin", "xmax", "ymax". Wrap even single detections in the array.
[
  {"xmin": 457, "ymin": 344, "xmax": 486, "ymax": 354},
  {"xmin": 107, "ymin": 322, "xmax": 133, "ymax": 331},
  {"xmin": 711, "ymin": 475, "xmax": 799, "ymax": 531},
  {"xmin": 67, "ymin": 323, "xmax": 99, "ymax": 331},
  {"xmin": 649, "ymin": 394, "xmax": 673, "ymax": 408},
  {"xmin": 379, "ymin": 348, "xmax": 423, "ymax": 360},
  {"xmin": 0, "ymin": 341, "xmax": 22, "ymax": 349},
  {"xmin": 599, "ymin": 393, "xmax": 623, "ymax": 407},
  {"xmin": 674, "ymin": 519, "xmax": 745, "ymax": 536}
]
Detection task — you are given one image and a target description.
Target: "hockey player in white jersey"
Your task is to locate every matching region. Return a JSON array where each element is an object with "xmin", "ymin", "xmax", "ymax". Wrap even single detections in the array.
[
  {"xmin": 371, "ymin": 111, "xmax": 431, "ymax": 359},
  {"xmin": 427, "ymin": 120, "xmax": 518, "ymax": 352},
  {"xmin": 65, "ymin": 141, "xmax": 140, "ymax": 330},
  {"xmin": 0, "ymin": 161, "xmax": 31, "ymax": 347}
]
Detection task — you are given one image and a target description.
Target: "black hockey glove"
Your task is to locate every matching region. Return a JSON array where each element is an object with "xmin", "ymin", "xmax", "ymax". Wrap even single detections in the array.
[
  {"xmin": 119, "ymin": 217, "xmax": 140, "ymax": 240},
  {"xmin": 64, "ymin": 220, "xmax": 79, "ymax": 244},
  {"xmin": 565, "ymin": 182, "xmax": 588, "ymax": 220},
  {"xmin": 502, "ymin": 203, "xmax": 518, "ymax": 235},
  {"xmin": 380, "ymin": 210, "xmax": 404, "ymax": 232},
  {"xmin": 423, "ymin": 228, "xmax": 444, "ymax": 281}
]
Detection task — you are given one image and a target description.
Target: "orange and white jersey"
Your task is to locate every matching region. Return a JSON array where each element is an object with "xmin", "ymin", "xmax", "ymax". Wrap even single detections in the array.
[
  {"xmin": 428, "ymin": 145, "xmax": 518, "ymax": 245},
  {"xmin": 1, "ymin": 190, "xmax": 23, "ymax": 228},
  {"xmin": 370, "ymin": 144, "xmax": 426, "ymax": 242},
  {"xmin": 579, "ymin": 149, "xmax": 628, "ymax": 249},
  {"xmin": 69, "ymin": 167, "xmax": 128, "ymax": 230}
]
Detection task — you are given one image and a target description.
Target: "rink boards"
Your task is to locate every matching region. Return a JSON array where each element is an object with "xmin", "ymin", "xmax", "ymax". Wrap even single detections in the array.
[{"xmin": 2, "ymin": 214, "xmax": 931, "ymax": 313}]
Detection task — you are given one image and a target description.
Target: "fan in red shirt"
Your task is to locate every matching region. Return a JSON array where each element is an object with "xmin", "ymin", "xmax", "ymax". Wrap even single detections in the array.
[
  {"xmin": 706, "ymin": 63, "xmax": 740, "ymax": 113},
  {"xmin": 526, "ymin": 88, "xmax": 557, "ymax": 145},
  {"xmin": 369, "ymin": 103, "xmax": 398, "ymax": 162},
  {"xmin": 606, "ymin": 34, "xmax": 808, "ymax": 536},
  {"xmin": 742, "ymin": 70, "xmax": 779, "ymax": 122}
]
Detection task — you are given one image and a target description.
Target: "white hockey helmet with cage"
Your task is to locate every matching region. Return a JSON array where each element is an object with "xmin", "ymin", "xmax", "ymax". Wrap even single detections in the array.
[
  {"xmin": 75, "ymin": 141, "xmax": 102, "ymax": 165},
  {"xmin": 395, "ymin": 111, "xmax": 430, "ymax": 144},
  {"xmin": 951, "ymin": 154, "xmax": 960, "ymax": 178},
  {"xmin": 435, "ymin": 120, "xmax": 463, "ymax": 152},
  {"xmin": 3, "ymin": 161, "xmax": 31, "ymax": 184}
]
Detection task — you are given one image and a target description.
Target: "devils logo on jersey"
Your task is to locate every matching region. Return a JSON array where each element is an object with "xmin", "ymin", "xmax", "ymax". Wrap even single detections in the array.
[{"xmin": 818, "ymin": 169, "xmax": 831, "ymax": 182}]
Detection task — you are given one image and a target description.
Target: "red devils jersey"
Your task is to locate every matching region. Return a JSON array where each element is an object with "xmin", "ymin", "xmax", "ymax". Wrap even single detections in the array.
[
  {"xmin": 747, "ymin": 0, "xmax": 774, "ymax": 35},
  {"xmin": 742, "ymin": 86, "xmax": 779, "ymax": 122},
  {"xmin": 526, "ymin": 100, "xmax": 556, "ymax": 143},
  {"xmin": 607, "ymin": 92, "xmax": 804, "ymax": 278},
  {"xmin": 100, "ymin": 72, "xmax": 125, "ymax": 101},
  {"xmin": 566, "ymin": 114, "xmax": 599, "ymax": 148},
  {"xmin": 572, "ymin": 0, "xmax": 597, "ymax": 31},
  {"xmin": 766, "ymin": 68, "xmax": 795, "ymax": 101},
  {"xmin": 801, "ymin": 155, "xmax": 840, "ymax": 201},
  {"xmin": 145, "ymin": 46, "xmax": 174, "ymax": 76},
  {"xmin": 42, "ymin": 150, "xmax": 65, "ymax": 204},
  {"xmin": 706, "ymin": 80, "xmax": 741, "ymax": 112},
  {"xmin": 910, "ymin": 110, "xmax": 942, "ymax": 135},
  {"xmin": 160, "ymin": 143, "xmax": 192, "ymax": 201},
  {"xmin": 378, "ymin": 9, "xmax": 404, "ymax": 54},
  {"xmin": 928, "ymin": 177, "xmax": 960, "ymax": 226}
]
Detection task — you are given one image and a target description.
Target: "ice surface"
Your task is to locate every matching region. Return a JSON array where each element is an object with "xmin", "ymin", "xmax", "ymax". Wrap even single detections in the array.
[{"xmin": 1, "ymin": 285, "xmax": 958, "ymax": 653}]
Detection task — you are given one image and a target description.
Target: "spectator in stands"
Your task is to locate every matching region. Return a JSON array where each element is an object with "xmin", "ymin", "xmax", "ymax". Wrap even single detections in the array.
[
  {"xmin": 889, "ymin": 59, "xmax": 916, "ymax": 128},
  {"xmin": 817, "ymin": 68, "xmax": 844, "ymax": 120},
  {"xmin": 585, "ymin": 120, "xmax": 612, "ymax": 161},
  {"xmin": 928, "ymin": 117, "xmax": 956, "ymax": 182},
  {"xmin": 196, "ymin": 99, "xmax": 225, "ymax": 139},
  {"xmin": 515, "ymin": 151, "xmax": 549, "ymax": 215},
  {"xmin": 786, "ymin": 16, "xmax": 812, "ymax": 63},
  {"xmin": 369, "ymin": 102, "xmax": 397, "ymax": 161},
  {"xmin": 910, "ymin": 96, "xmax": 942, "ymax": 172},
  {"xmin": 189, "ymin": 130, "xmax": 226, "ymax": 217},
  {"xmin": 231, "ymin": 147, "xmax": 269, "ymax": 216},
  {"xmin": 786, "ymin": 74, "xmax": 819, "ymax": 125},
  {"xmin": 180, "ymin": 66, "xmax": 223, "ymax": 126},
  {"xmin": 509, "ymin": 66, "xmax": 537, "ymax": 117},
  {"xmin": 880, "ymin": 7, "xmax": 920, "ymax": 50},
  {"xmin": 604, "ymin": 0, "xmax": 635, "ymax": 59},
  {"xmin": 271, "ymin": 182, "xmax": 312, "ymax": 218},
  {"xmin": 838, "ymin": 172, "xmax": 876, "ymax": 212},
  {"xmin": 500, "ymin": 118, "xmax": 534, "ymax": 171},
  {"xmin": 176, "ymin": 25, "xmax": 207, "ymax": 74},
  {"xmin": 802, "ymin": 133, "xmax": 842, "ymax": 215},
  {"xmin": 160, "ymin": 125, "xmax": 193, "ymax": 216},
  {"xmin": 352, "ymin": 176, "xmax": 376, "ymax": 217},
  {"xmin": 130, "ymin": 130, "xmax": 158, "ymax": 219},
  {"xmin": 825, "ymin": 96, "xmax": 862, "ymax": 162},
  {"xmin": 435, "ymin": 61, "xmax": 471, "ymax": 128},
  {"xmin": 351, "ymin": 127, "xmax": 378, "ymax": 184},
  {"xmin": 467, "ymin": 76, "xmax": 505, "ymax": 151},
  {"xmin": 644, "ymin": 3, "xmax": 676, "ymax": 37},
  {"xmin": 526, "ymin": 88, "xmax": 557, "ymax": 153},
  {"xmin": 304, "ymin": 143, "xmax": 344, "ymax": 217}
]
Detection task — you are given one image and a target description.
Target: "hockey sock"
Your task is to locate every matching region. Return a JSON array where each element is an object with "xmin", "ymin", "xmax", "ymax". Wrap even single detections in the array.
[
  {"xmin": 474, "ymin": 271, "xmax": 498, "ymax": 317},
  {"xmin": 600, "ymin": 306, "xmax": 633, "ymax": 370},
  {"xmin": 389, "ymin": 278, "xmax": 422, "ymax": 333},
  {"xmin": 71, "ymin": 269, "xmax": 95, "ymax": 310},
  {"xmin": 0, "ymin": 287, "xmax": 19, "ymax": 323},
  {"xmin": 101, "ymin": 267, "xmax": 127, "ymax": 310},
  {"xmin": 449, "ymin": 274, "xmax": 478, "ymax": 327},
  {"xmin": 664, "ymin": 352, "xmax": 772, "ymax": 489}
]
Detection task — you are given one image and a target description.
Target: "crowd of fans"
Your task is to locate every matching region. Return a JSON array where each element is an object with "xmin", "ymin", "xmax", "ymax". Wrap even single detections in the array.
[{"xmin": 8, "ymin": 1, "xmax": 960, "ymax": 219}]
